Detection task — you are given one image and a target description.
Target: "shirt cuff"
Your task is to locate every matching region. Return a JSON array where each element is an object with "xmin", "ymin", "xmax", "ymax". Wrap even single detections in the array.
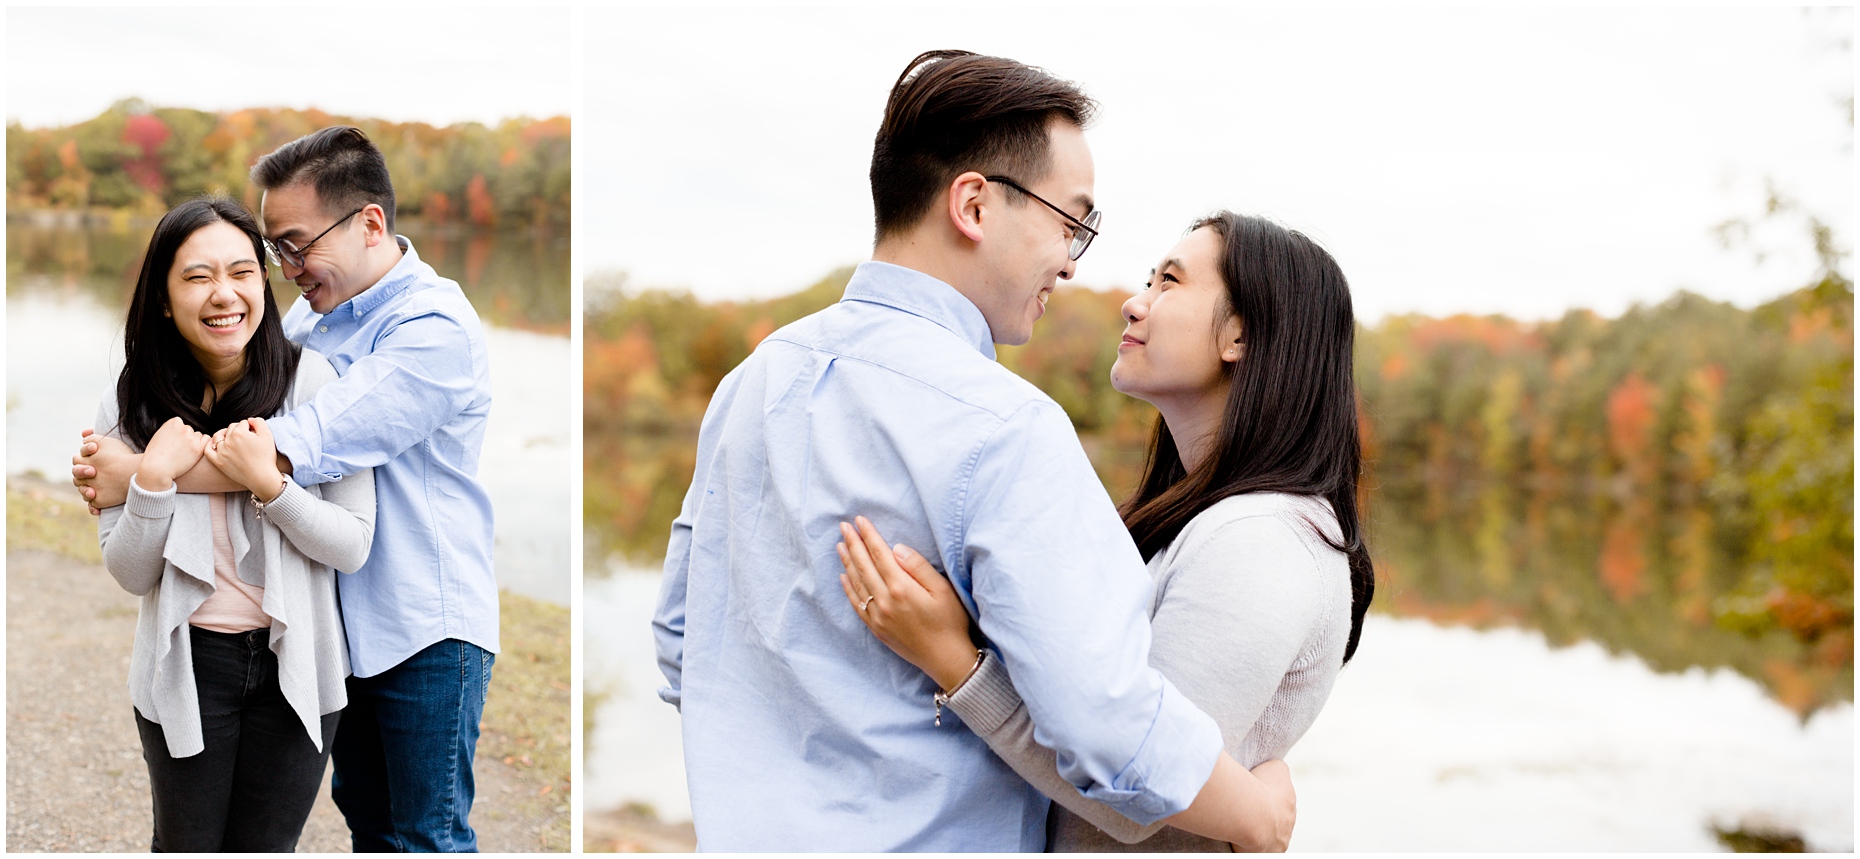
[
  {"xmin": 946, "ymin": 649, "xmax": 1021, "ymax": 735},
  {"xmin": 266, "ymin": 412, "xmax": 331, "ymax": 487},
  {"xmin": 1080, "ymin": 678, "xmax": 1225, "ymax": 825},
  {"xmin": 124, "ymin": 474, "xmax": 178, "ymax": 518}
]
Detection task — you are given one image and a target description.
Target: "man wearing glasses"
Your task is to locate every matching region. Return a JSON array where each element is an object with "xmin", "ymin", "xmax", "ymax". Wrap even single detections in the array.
[
  {"xmin": 74, "ymin": 126, "xmax": 498, "ymax": 852},
  {"xmin": 654, "ymin": 51, "xmax": 1281, "ymax": 851}
]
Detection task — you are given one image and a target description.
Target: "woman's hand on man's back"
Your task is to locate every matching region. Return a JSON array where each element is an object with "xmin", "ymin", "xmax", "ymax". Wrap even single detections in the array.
[{"xmin": 836, "ymin": 516, "xmax": 980, "ymax": 692}]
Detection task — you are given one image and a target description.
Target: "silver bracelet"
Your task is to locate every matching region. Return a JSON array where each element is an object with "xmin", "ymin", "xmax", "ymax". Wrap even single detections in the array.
[{"xmin": 933, "ymin": 650, "xmax": 987, "ymax": 727}]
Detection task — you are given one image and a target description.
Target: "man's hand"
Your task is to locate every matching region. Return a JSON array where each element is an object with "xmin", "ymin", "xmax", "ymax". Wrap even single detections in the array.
[
  {"xmin": 136, "ymin": 418, "xmax": 209, "ymax": 494},
  {"xmin": 206, "ymin": 418, "xmax": 286, "ymax": 501},
  {"xmin": 1161, "ymin": 753, "xmax": 1297, "ymax": 851},
  {"xmin": 1245, "ymin": 759, "xmax": 1296, "ymax": 852},
  {"xmin": 73, "ymin": 429, "xmax": 138, "ymax": 515}
]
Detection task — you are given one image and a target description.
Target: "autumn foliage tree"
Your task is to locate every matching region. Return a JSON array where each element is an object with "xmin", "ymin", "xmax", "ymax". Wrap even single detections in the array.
[{"xmin": 7, "ymin": 100, "xmax": 570, "ymax": 228}]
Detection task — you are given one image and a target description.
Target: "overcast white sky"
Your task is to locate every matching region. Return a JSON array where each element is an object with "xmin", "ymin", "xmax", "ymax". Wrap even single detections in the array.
[
  {"xmin": 586, "ymin": 6, "xmax": 1852, "ymax": 322},
  {"xmin": 5, "ymin": 7, "xmax": 574, "ymax": 128}
]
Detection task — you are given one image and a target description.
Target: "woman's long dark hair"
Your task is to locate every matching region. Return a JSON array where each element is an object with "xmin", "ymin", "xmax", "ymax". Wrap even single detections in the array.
[
  {"xmin": 116, "ymin": 196, "xmax": 300, "ymax": 449},
  {"xmin": 1118, "ymin": 212, "xmax": 1375, "ymax": 663}
]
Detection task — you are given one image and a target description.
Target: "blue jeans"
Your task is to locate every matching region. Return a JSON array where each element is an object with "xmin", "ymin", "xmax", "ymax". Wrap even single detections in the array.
[{"xmin": 331, "ymin": 638, "xmax": 494, "ymax": 852}]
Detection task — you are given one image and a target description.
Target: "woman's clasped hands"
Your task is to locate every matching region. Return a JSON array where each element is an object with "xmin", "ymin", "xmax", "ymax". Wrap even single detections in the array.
[{"xmin": 206, "ymin": 416, "xmax": 287, "ymax": 502}]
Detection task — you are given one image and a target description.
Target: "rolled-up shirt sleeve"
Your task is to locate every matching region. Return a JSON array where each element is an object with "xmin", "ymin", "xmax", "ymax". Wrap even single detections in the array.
[
  {"xmin": 960, "ymin": 399, "xmax": 1222, "ymax": 826},
  {"xmin": 268, "ymin": 312, "xmax": 481, "ymax": 487}
]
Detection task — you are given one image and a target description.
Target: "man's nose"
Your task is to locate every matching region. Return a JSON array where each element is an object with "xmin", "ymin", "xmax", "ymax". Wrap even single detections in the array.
[{"xmin": 1058, "ymin": 255, "xmax": 1077, "ymax": 281}]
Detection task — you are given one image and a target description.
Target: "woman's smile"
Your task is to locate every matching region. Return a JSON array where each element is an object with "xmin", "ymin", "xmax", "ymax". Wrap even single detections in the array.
[
  {"xmin": 166, "ymin": 221, "xmax": 266, "ymax": 382},
  {"xmin": 1109, "ymin": 227, "xmax": 1238, "ymax": 406}
]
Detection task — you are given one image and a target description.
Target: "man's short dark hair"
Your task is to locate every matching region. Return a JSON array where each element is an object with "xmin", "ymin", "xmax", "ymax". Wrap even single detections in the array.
[
  {"xmin": 870, "ymin": 50, "xmax": 1097, "ymax": 242},
  {"xmin": 250, "ymin": 126, "xmax": 397, "ymax": 233}
]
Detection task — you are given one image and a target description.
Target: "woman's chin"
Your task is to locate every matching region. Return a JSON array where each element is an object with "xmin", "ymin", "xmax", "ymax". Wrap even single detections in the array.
[
  {"xmin": 1108, "ymin": 367, "xmax": 1142, "ymax": 400},
  {"xmin": 185, "ymin": 336, "xmax": 255, "ymax": 368}
]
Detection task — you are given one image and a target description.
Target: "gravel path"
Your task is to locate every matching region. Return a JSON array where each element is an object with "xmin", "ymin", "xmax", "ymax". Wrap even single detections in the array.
[
  {"xmin": 584, "ymin": 805, "xmax": 696, "ymax": 852},
  {"xmin": 5, "ymin": 543, "xmax": 545, "ymax": 852}
]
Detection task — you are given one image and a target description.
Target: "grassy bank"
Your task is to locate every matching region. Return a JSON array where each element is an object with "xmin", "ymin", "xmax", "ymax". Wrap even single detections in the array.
[{"xmin": 481, "ymin": 588, "xmax": 572, "ymax": 850}]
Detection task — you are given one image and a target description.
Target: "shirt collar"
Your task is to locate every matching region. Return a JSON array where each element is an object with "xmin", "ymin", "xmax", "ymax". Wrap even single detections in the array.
[
  {"xmin": 338, "ymin": 235, "xmax": 421, "ymax": 319},
  {"xmin": 839, "ymin": 261, "xmax": 997, "ymax": 361}
]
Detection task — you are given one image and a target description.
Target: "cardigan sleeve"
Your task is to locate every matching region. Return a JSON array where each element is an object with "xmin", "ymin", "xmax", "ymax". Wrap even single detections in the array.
[
  {"xmin": 943, "ymin": 651, "xmax": 1167, "ymax": 844},
  {"xmin": 258, "ymin": 351, "xmax": 376, "ymax": 572},
  {"xmin": 93, "ymin": 393, "xmax": 176, "ymax": 597}
]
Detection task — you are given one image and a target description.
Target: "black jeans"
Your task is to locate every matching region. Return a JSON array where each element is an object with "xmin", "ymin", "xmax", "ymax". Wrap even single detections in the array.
[{"xmin": 135, "ymin": 626, "xmax": 340, "ymax": 853}]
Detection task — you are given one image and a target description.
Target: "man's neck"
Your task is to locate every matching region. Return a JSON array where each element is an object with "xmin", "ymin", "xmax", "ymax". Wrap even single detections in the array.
[
  {"xmin": 351, "ymin": 238, "xmax": 407, "ymax": 302},
  {"xmin": 872, "ymin": 237, "xmax": 990, "ymax": 327}
]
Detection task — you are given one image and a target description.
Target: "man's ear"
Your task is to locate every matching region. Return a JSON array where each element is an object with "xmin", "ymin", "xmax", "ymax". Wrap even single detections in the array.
[
  {"xmin": 360, "ymin": 203, "xmax": 391, "ymax": 248},
  {"xmin": 946, "ymin": 171, "xmax": 988, "ymax": 244}
]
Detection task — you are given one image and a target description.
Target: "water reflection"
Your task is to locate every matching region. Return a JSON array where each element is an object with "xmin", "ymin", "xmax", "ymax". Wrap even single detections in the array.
[
  {"xmin": 584, "ymin": 563, "xmax": 1855, "ymax": 850},
  {"xmin": 584, "ymin": 433, "xmax": 1850, "ymax": 713},
  {"xmin": 1373, "ymin": 478, "xmax": 1849, "ymax": 715},
  {"xmin": 6, "ymin": 217, "xmax": 569, "ymax": 333}
]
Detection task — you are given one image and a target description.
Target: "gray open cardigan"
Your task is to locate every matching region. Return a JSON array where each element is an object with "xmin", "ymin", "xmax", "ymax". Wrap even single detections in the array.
[{"xmin": 96, "ymin": 349, "xmax": 375, "ymax": 758}]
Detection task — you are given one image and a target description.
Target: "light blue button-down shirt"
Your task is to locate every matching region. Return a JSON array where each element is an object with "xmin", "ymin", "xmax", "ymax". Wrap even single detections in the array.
[
  {"xmin": 269, "ymin": 237, "xmax": 499, "ymax": 678},
  {"xmin": 654, "ymin": 261, "xmax": 1222, "ymax": 851}
]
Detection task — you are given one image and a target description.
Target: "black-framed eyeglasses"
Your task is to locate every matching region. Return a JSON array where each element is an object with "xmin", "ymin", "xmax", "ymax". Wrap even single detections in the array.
[
  {"xmin": 985, "ymin": 175, "xmax": 1101, "ymax": 261},
  {"xmin": 264, "ymin": 207, "xmax": 365, "ymax": 269}
]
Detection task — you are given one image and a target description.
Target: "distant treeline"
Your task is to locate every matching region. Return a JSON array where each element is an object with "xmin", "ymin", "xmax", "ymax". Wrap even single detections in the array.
[
  {"xmin": 585, "ymin": 266, "xmax": 1853, "ymax": 710},
  {"xmin": 6, "ymin": 100, "xmax": 569, "ymax": 228}
]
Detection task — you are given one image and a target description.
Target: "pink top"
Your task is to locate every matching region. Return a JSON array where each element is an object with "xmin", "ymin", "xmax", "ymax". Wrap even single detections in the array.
[{"xmin": 188, "ymin": 493, "xmax": 270, "ymax": 634}]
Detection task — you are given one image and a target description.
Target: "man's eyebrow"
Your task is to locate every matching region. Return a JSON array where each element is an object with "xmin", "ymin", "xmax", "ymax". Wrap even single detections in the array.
[{"xmin": 1071, "ymin": 194, "xmax": 1095, "ymax": 218}]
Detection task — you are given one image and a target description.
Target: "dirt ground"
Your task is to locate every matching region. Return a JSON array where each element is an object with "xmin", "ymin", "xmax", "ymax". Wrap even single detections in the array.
[
  {"xmin": 584, "ymin": 804, "xmax": 697, "ymax": 853},
  {"xmin": 5, "ymin": 477, "xmax": 569, "ymax": 852}
]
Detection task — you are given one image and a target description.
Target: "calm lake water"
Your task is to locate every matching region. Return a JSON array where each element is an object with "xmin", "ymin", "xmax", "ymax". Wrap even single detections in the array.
[
  {"xmin": 583, "ymin": 424, "xmax": 1853, "ymax": 849},
  {"xmin": 5, "ymin": 218, "xmax": 570, "ymax": 606},
  {"xmin": 586, "ymin": 565, "xmax": 1853, "ymax": 851}
]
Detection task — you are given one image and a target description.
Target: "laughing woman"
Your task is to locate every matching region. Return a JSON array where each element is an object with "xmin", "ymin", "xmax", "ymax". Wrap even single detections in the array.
[
  {"xmin": 839, "ymin": 212, "xmax": 1374, "ymax": 851},
  {"xmin": 94, "ymin": 196, "xmax": 373, "ymax": 852}
]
